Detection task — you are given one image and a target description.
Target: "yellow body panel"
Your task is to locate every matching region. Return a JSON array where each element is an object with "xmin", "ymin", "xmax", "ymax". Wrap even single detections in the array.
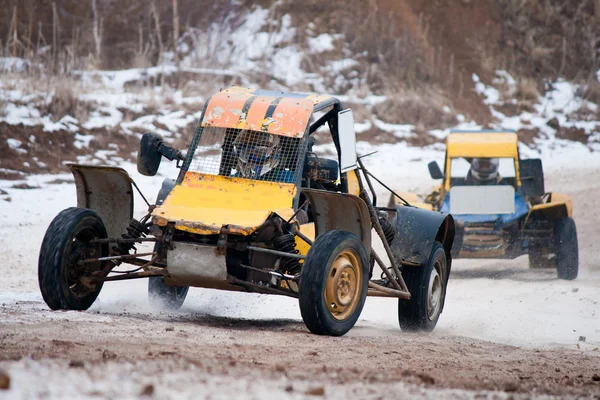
[
  {"xmin": 152, "ymin": 172, "xmax": 296, "ymax": 235},
  {"xmin": 295, "ymin": 223, "xmax": 315, "ymax": 255},
  {"xmin": 346, "ymin": 170, "xmax": 361, "ymax": 196},
  {"xmin": 387, "ymin": 191, "xmax": 434, "ymax": 210},
  {"xmin": 528, "ymin": 192, "xmax": 573, "ymax": 220},
  {"xmin": 444, "ymin": 132, "xmax": 521, "ymax": 192},
  {"xmin": 446, "ymin": 132, "xmax": 519, "ymax": 158}
]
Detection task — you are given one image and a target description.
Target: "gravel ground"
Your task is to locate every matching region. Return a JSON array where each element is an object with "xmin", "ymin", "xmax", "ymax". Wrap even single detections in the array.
[{"xmin": 0, "ymin": 165, "xmax": 599, "ymax": 399}]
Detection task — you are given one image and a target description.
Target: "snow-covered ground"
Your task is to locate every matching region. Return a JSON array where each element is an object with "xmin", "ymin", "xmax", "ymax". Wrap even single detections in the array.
[{"xmin": 1, "ymin": 142, "xmax": 599, "ymax": 353}]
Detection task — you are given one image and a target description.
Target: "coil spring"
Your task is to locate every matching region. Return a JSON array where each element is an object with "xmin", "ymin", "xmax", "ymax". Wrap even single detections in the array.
[
  {"xmin": 274, "ymin": 234, "xmax": 301, "ymax": 275},
  {"xmin": 379, "ymin": 216, "xmax": 395, "ymax": 245},
  {"xmin": 118, "ymin": 218, "xmax": 149, "ymax": 254}
]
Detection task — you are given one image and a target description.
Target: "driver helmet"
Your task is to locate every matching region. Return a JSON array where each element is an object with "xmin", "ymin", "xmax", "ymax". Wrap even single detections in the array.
[
  {"xmin": 470, "ymin": 158, "xmax": 500, "ymax": 183},
  {"xmin": 233, "ymin": 130, "xmax": 281, "ymax": 179}
]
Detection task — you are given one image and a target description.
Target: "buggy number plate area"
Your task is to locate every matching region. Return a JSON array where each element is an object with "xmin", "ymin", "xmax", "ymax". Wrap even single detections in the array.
[
  {"xmin": 168, "ymin": 242, "xmax": 227, "ymax": 280},
  {"xmin": 450, "ymin": 185, "xmax": 515, "ymax": 215}
]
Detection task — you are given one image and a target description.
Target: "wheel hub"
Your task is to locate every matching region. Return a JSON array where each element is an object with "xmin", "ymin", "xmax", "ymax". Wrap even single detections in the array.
[
  {"xmin": 325, "ymin": 251, "xmax": 361, "ymax": 321},
  {"xmin": 427, "ymin": 260, "xmax": 443, "ymax": 320}
]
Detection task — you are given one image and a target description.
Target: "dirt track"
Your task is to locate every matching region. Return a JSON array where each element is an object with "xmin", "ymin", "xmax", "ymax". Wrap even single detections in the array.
[{"xmin": 1, "ymin": 166, "xmax": 600, "ymax": 399}]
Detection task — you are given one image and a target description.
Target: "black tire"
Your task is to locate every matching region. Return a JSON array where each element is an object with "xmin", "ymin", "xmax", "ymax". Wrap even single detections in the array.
[
  {"xmin": 299, "ymin": 230, "xmax": 369, "ymax": 336},
  {"xmin": 148, "ymin": 243, "xmax": 189, "ymax": 310},
  {"xmin": 398, "ymin": 241, "xmax": 448, "ymax": 332},
  {"xmin": 555, "ymin": 217, "xmax": 578, "ymax": 280},
  {"xmin": 148, "ymin": 277, "xmax": 189, "ymax": 310},
  {"xmin": 38, "ymin": 207, "xmax": 108, "ymax": 310},
  {"xmin": 147, "ymin": 181, "xmax": 189, "ymax": 311}
]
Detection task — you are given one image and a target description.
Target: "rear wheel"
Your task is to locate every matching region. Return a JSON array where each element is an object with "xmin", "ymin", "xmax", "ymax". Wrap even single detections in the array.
[
  {"xmin": 555, "ymin": 217, "xmax": 578, "ymax": 280},
  {"xmin": 398, "ymin": 242, "xmax": 448, "ymax": 332},
  {"xmin": 299, "ymin": 230, "xmax": 369, "ymax": 336},
  {"xmin": 148, "ymin": 243, "xmax": 189, "ymax": 310},
  {"xmin": 38, "ymin": 207, "xmax": 108, "ymax": 310}
]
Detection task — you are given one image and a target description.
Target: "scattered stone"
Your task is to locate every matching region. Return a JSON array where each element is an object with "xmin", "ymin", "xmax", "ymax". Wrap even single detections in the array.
[
  {"xmin": 275, "ymin": 364, "xmax": 286, "ymax": 372},
  {"xmin": 579, "ymin": 336, "xmax": 586, "ymax": 342},
  {"xmin": 140, "ymin": 384, "xmax": 154, "ymax": 396},
  {"xmin": 504, "ymin": 382, "xmax": 519, "ymax": 392},
  {"xmin": 11, "ymin": 183, "xmax": 40, "ymax": 190},
  {"xmin": 3, "ymin": 197, "xmax": 11, "ymax": 202},
  {"xmin": 546, "ymin": 117, "xmax": 560, "ymax": 130},
  {"xmin": 0, "ymin": 370, "xmax": 9, "ymax": 390},
  {"xmin": 165, "ymin": 326, "xmax": 175, "ymax": 332},
  {"xmin": 304, "ymin": 386, "xmax": 325, "ymax": 396},
  {"xmin": 592, "ymin": 374, "xmax": 600, "ymax": 382},
  {"xmin": 0, "ymin": 189, "xmax": 7, "ymax": 195},
  {"xmin": 308, "ymin": 351, "xmax": 318, "ymax": 356},
  {"xmin": 284, "ymin": 385, "xmax": 293, "ymax": 393},
  {"xmin": 102, "ymin": 349, "xmax": 117, "ymax": 360},
  {"xmin": 417, "ymin": 373, "xmax": 435, "ymax": 385},
  {"xmin": 572, "ymin": 288, "xmax": 579, "ymax": 293},
  {"xmin": 69, "ymin": 360, "xmax": 85, "ymax": 368}
]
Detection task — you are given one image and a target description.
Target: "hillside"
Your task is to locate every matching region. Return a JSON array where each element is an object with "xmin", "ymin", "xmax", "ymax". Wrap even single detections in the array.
[{"xmin": 0, "ymin": 0, "xmax": 599, "ymax": 178}]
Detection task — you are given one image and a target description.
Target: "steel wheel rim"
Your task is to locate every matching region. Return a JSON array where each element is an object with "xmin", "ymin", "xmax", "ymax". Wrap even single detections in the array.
[
  {"xmin": 427, "ymin": 260, "xmax": 443, "ymax": 321},
  {"xmin": 325, "ymin": 250, "xmax": 362, "ymax": 321}
]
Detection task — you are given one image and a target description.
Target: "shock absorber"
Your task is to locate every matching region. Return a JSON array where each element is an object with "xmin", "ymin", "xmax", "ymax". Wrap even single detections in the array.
[
  {"xmin": 274, "ymin": 234, "xmax": 302, "ymax": 275},
  {"xmin": 117, "ymin": 218, "xmax": 150, "ymax": 255},
  {"xmin": 379, "ymin": 216, "xmax": 395, "ymax": 245}
]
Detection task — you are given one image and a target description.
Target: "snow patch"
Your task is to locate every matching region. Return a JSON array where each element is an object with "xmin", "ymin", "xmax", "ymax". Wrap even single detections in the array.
[{"xmin": 308, "ymin": 33, "xmax": 335, "ymax": 53}]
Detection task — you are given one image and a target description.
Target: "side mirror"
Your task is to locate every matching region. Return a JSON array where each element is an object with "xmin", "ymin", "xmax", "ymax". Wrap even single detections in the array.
[
  {"xmin": 138, "ymin": 133, "xmax": 163, "ymax": 176},
  {"xmin": 428, "ymin": 161, "xmax": 443, "ymax": 180},
  {"xmin": 338, "ymin": 109, "xmax": 357, "ymax": 173},
  {"xmin": 520, "ymin": 158, "xmax": 544, "ymax": 197},
  {"xmin": 137, "ymin": 132, "xmax": 184, "ymax": 176}
]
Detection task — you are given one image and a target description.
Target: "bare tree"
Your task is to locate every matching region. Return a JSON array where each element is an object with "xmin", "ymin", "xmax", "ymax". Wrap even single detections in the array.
[
  {"xmin": 151, "ymin": 1, "xmax": 163, "ymax": 64},
  {"xmin": 92, "ymin": 0, "xmax": 104, "ymax": 66},
  {"xmin": 173, "ymin": 0, "xmax": 180, "ymax": 66}
]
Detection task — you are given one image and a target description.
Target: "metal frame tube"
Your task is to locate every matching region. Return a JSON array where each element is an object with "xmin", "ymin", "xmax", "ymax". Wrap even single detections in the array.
[
  {"xmin": 228, "ymin": 276, "xmax": 299, "ymax": 299},
  {"xmin": 368, "ymin": 281, "xmax": 410, "ymax": 299},
  {"xmin": 247, "ymin": 246, "xmax": 306, "ymax": 260}
]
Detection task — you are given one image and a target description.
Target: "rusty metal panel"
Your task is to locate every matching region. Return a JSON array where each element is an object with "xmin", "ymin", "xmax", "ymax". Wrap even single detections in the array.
[
  {"xmin": 167, "ymin": 242, "xmax": 227, "ymax": 281},
  {"xmin": 301, "ymin": 189, "xmax": 371, "ymax": 255},
  {"xmin": 392, "ymin": 205, "xmax": 454, "ymax": 265},
  {"xmin": 68, "ymin": 164, "xmax": 133, "ymax": 238},
  {"xmin": 200, "ymin": 86, "xmax": 327, "ymax": 138}
]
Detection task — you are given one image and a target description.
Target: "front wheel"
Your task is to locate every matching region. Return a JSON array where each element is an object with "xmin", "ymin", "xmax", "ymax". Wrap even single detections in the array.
[
  {"xmin": 148, "ymin": 243, "xmax": 189, "ymax": 310},
  {"xmin": 148, "ymin": 277, "xmax": 189, "ymax": 310},
  {"xmin": 299, "ymin": 230, "xmax": 369, "ymax": 336},
  {"xmin": 398, "ymin": 242, "xmax": 448, "ymax": 332},
  {"xmin": 38, "ymin": 207, "xmax": 108, "ymax": 310},
  {"xmin": 555, "ymin": 217, "xmax": 578, "ymax": 280}
]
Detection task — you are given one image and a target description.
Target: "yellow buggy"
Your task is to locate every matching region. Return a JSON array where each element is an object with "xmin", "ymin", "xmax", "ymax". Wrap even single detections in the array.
[
  {"xmin": 393, "ymin": 131, "xmax": 578, "ymax": 280},
  {"xmin": 38, "ymin": 87, "xmax": 455, "ymax": 336}
]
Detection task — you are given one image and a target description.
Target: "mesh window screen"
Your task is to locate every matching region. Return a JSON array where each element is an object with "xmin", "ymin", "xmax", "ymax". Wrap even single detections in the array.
[{"xmin": 188, "ymin": 127, "xmax": 303, "ymax": 184}]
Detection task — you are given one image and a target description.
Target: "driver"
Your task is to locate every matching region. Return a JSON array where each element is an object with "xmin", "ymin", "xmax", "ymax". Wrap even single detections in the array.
[
  {"xmin": 466, "ymin": 158, "xmax": 501, "ymax": 185},
  {"xmin": 233, "ymin": 130, "xmax": 294, "ymax": 183}
]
